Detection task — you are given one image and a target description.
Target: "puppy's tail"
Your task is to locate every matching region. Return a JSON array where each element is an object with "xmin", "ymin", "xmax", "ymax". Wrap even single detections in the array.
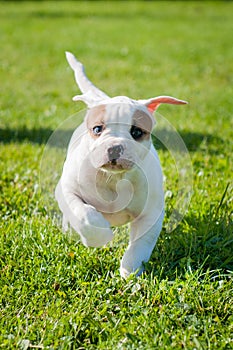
[
  {"xmin": 65, "ymin": 51, "xmax": 109, "ymax": 100},
  {"xmin": 65, "ymin": 51, "xmax": 84, "ymax": 73}
]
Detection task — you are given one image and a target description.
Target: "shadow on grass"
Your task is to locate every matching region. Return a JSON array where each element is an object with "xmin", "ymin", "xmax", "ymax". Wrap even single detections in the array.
[
  {"xmin": 150, "ymin": 210, "xmax": 233, "ymax": 279},
  {"xmin": 0, "ymin": 126, "xmax": 224, "ymax": 154},
  {"xmin": 152, "ymin": 130, "xmax": 224, "ymax": 154},
  {"xmin": 60, "ymin": 210, "xmax": 233, "ymax": 283},
  {"xmin": 0, "ymin": 7, "xmax": 178, "ymax": 21},
  {"xmin": 0, "ymin": 127, "xmax": 72, "ymax": 148}
]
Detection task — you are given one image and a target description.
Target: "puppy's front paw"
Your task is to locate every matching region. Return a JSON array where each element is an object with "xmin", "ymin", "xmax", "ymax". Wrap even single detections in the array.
[
  {"xmin": 75, "ymin": 204, "xmax": 113, "ymax": 247},
  {"xmin": 119, "ymin": 240, "xmax": 150, "ymax": 278},
  {"xmin": 120, "ymin": 262, "xmax": 144, "ymax": 279}
]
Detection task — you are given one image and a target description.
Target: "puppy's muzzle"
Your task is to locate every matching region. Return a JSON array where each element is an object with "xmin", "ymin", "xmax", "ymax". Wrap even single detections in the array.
[
  {"xmin": 108, "ymin": 144, "xmax": 124, "ymax": 164},
  {"xmin": 99, "ymin": 144, "xmax": 133, "ymax": 171}
]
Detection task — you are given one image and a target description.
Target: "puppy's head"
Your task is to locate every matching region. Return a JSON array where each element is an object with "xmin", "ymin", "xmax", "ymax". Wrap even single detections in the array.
[
  {"xmin": 85, "ymin": 98, "xmax": 154, "ymax": 172},
  {"xmin": 65, "ymin": 52, "xmax": 188, "ymax": 172}
]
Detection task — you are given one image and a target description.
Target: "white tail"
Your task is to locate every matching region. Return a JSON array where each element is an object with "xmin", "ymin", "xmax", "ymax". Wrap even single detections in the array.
[
  {"xmin": 65, "ymin": 52, "xmax": 188, "ymax": 111},
  {"xmin": 65, "ymin": 52, "xmax": 109, "ymax": 105}
]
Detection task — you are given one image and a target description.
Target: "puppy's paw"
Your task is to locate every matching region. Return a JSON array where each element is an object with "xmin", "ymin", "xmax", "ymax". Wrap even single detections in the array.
[
  {"xmin": 75, "ymin": 204, "xmax": 113, "ymax": 247},
  {"xmin": 120, "ymin": 263, "xmax": 144, "ymax": 279},
  {"xmin": 120, "ymin": 242, "xmax": 148, "ymax": 278}
]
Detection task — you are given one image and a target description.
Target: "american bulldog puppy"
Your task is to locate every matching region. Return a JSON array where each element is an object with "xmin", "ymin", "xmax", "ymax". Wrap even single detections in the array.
[{"xmin": 55, "ymin": 52, "xmax": 187, "ymax": 278}]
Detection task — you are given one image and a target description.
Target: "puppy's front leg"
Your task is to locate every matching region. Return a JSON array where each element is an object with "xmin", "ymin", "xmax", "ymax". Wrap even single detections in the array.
[
  {"xmin": 120, "ymin": 210, "xmax": 164, "ymax": 278},
  {"xmin": 55, "ymin": 181, "xmax": 113, "ymax": 247}
]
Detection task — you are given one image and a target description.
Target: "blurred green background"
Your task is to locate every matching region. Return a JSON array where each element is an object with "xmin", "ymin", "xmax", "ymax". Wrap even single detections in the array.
[{"xmin": 0, "ymin": 1, "xmax": 232, "ymax": 349}]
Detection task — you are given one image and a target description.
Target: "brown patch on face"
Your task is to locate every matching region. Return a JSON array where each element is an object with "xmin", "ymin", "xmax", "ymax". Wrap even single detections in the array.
[
  {"xmin": 131, "ymin": 109, "xmax": 154, "ymax": 141},
  {"xmin": 86, "ymin": 105, "xmax": 106, "ymax": 139}
]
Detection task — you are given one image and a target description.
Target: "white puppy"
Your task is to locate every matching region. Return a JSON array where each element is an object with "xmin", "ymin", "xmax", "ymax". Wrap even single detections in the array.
[{"xmin": 55, "ymin": 52, "xmax": 187, "ymax": 278}]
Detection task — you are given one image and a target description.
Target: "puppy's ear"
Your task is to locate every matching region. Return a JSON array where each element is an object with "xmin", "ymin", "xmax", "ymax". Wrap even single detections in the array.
[
  {"xmin": 138, "ymin": 96, "xmax": 188, "ymax": 114},
  {"xmin": 72, "ymin": 91, "xmax": 103, "ymax": 108}
]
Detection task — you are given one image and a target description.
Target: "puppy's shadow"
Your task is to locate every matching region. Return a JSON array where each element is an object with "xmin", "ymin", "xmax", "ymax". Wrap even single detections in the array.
[{"xmin": 149, "ymin": 211, "xmax": 233, "ymax": 279}]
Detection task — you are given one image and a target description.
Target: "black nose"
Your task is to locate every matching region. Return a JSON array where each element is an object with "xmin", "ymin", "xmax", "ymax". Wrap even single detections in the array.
[{"xmin": 108, "ymin": 145, "xmax": 124, "ymax": 162}]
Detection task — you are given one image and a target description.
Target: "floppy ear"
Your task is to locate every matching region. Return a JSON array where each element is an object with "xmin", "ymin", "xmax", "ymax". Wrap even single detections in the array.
[
  {"xmin": 138, "ymin": 96, "xmax": 188, "ymax": 113},
  {"xmin": 72, "ymin": 91, "xmax": 105, "ymax": 108}
]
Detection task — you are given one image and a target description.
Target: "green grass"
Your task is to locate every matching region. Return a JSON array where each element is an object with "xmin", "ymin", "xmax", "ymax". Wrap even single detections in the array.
[{"xmin": 0, "ymin": 1, "xmax": 233, "ymax": 349}]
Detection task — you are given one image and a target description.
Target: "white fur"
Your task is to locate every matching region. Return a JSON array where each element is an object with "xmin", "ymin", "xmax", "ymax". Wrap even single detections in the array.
[{"xmin": 55, "ymin": 52, "xmax": 187, "ymax": 278}]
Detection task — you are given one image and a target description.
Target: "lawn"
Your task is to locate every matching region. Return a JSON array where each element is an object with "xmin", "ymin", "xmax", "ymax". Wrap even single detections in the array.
[{"xmin": 0, "ymin": 1, "xmax": 233, "ymax": 349}]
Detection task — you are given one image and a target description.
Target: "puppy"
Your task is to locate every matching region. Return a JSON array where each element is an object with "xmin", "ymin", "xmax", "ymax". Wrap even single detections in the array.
[{"xmin": 55, "ymin": 52, "xmax": 187, "ymax": 278}]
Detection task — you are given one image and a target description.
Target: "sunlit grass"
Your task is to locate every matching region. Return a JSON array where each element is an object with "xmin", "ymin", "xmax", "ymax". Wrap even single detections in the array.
[{"xmin": 0, "ymin": 1, "xmax": 232, "ymax": 349}]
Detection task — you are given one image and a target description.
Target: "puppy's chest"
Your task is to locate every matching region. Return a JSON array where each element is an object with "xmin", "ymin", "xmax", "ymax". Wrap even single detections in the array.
[{"xmin": 79, "ymin": 169, "xmax": 148, "ymax": 225}]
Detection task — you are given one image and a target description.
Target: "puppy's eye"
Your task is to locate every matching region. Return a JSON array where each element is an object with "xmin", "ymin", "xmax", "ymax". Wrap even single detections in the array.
[
  {"xmin": 130, "ymin": 126, "xmax": 144, "ymax": 140},
  {"xmin": 93, "ymin": 125, "xmax": 103, "ymax": 136}
]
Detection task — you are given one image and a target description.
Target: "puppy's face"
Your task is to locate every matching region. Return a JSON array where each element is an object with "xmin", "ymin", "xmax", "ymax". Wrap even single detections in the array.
[{"xmin": 85, "ymin": 103, "xmax": 155, "ymax": 172}]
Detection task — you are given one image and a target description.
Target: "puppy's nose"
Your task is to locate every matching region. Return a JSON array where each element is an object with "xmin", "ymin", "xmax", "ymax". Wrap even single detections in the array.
[{"xmin": 108, "ymin": 145, "xmax": 124, "ymax": 161}]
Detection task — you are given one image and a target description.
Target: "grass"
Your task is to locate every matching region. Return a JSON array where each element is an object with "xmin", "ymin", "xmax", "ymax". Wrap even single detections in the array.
[{"xmin": 0, "ymin": 1, "xmax": 233, "ymax": 349}]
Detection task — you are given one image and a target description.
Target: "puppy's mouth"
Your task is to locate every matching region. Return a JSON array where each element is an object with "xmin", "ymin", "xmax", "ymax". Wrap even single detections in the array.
[{"xmin": 101, "ymin": 159, "xmax": 134, "ymax": 173}]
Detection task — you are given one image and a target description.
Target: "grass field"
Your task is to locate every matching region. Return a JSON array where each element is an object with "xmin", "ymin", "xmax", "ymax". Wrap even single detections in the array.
[{"xmin": 0, "ymin": 1, "xmax": 233, "ymax": 349}]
